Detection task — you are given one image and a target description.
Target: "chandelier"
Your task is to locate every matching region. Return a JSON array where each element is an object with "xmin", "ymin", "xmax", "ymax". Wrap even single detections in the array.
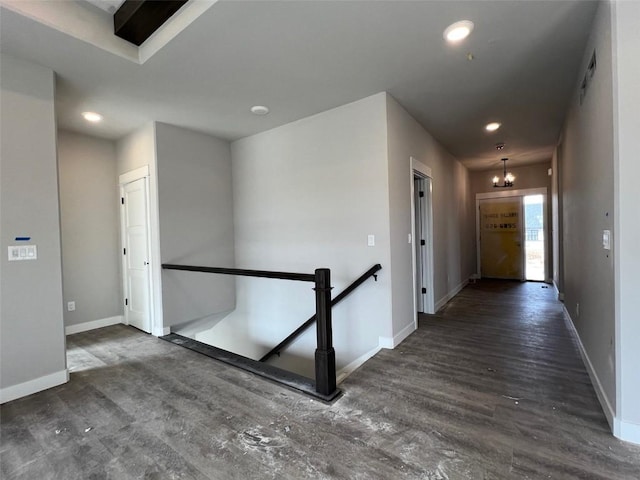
[{"xmin": 492, "ymin": 158, "xmax": 515, "ymax": 188}]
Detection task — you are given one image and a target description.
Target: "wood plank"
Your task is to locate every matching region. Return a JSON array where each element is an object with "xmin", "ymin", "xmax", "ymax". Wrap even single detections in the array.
[{"xmin": 1, "ymin": 280, "xmax": 639, "ymax": 479}]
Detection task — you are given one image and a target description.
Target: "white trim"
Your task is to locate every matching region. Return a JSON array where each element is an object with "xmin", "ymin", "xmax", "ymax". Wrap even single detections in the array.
[
  {"xmin": 119, "ymin": 175, "xmax": 154, "ymax": 334},
  {"xmin": 336, "ymin": 345, "xmax": 382, "ymax": 384},
  {"xmin": 148, "ymin": 124, "xmax": 164, "ymax": 338},
  {"xmin": 0, "ymin": 369, "xmax": 69, "ymax": 404},
  {"xmin": 379, "ymin": 321, "xmax": 416, "ymax": 349},
  {"xmin": 138, "ymin": 1, "xmax": 220, "ymax": 64},
  {"xmin": 116, "ymin": 125, "xmax": 163, "ymax": 337},
  {"xmin": 410, "ymin": 157, "xmax": 435, "ymax": 332},
  {"xmin": 65, "ymin": 315, "xmax": 123, "ymax": 335},
  {"xmin": 562, "ymin": 300, "xmax": 640, "ymax": 445},
  {"xmin": 118, "ymin": 165, "xmax": 149, "ymax": 185},
  {"xmin": 435, "ymin": 278, "xmax": 469, "ymax": 312},
  {"xmin": 562, "ymin": 305, "xmax": 615, "ymax": 428},
  {"xmin": 614, "ymin": 418, "xmax": 640, "ymax": 446},
  {"xmin": 476, "ymin": 187, "xmax": 547, "ymax": 200},
  {"xmin": 475, "ymin": 187, "xmax": 548, "ymax": 280},
  {"xmin": 411, "ymin": 157, "xmax": 432, "ymax": 179},
  {"xmin": 153, "ymin": 326, "xmax": 170, "ymax": 337}
]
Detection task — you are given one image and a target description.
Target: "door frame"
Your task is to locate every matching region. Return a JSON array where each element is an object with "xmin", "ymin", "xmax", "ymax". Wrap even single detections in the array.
[
  {"xmin": 119, "ymin": 165, "xmax": 162, "ymax": 334},
  {"xmin": 410, "ymin": 157, "xmax": 435, "ymax": 325},
  {"xmin": 476, "ymin": 187, "xmax": 548, "ymax": 280}
]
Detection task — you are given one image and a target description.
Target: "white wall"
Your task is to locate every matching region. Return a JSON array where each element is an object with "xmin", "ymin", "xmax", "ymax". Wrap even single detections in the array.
[
  {"xmin": 551, "ymin": 148, "xmax": 564, "ymax": 295},
  {"xmin": 612, "ymin": 0, "xmax": 640, "ymax": 443},
  {"xmin": 385, "ymin": 94, "xmax": 473, "ymax": 336},
  {"xmin": 117, "ymin": 123, "xmax": 156, "ymax": 175},
  {"xmin": 58, "ymin": 130, "xmax": 122, "ymax": 331},
  {"xmin": 558, "ymin": 0, "xmax": 617, "ymax": 428},
  {"xmin": 116, "ymin": 123, "xmax": 165, "ymax": 335},
  {"xmin": 155, "ymin": 122, "xmax": 236, "ymax": 327},
  {"xmin": 0, "ymin": 54, "xmax": 67, "ymax": 402},
  {"xmin": 469, "ymin": 162, "xmax": 552, "ymax": 279},
  {"xmin": 196, "ymin": 93, "xmax": 392, "ymax": 378}
]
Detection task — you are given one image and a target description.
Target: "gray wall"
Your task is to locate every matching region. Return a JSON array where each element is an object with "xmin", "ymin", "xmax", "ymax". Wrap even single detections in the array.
[
  {"xmin": 551, "ymin": 148, "xmax": 564, "ymax": 294},
  {"xmin": 386, "ymin": 94, "xmax": 474, "ymax": 331},
  {"xmin": 559, "ymin": 0, "xmax": 616, "ymax": 422},
  {"xmin": 193, "ymin": 93, "xmax": 474, "ymax": 378},
  {"xmin": 116, "ymin": 123, "xmax": 165, "ymax": 335},
  {"xmin": 195, "ymin": 93, "xmax": 392, "ymax": 377},
  {"xmin": 116, "ymin": 123, "xmax": 156, "ymax": 176},
  {"xmin": 155, "ymin": 122, "xmax": 236, "ymax": 327},
  {"xmin": 58, "ymin": 130, "xmax": 122, "ymax": 328},
  {"xmin": 469, "ymin": 162, "xmax": 552, "ymax": 278},
  {"xmin": 612, "ymin": 0, "xmax": 640, "ymax": 440},
  {"xmin": 0, "ymin": 54, "xmax": 67, "ymax": 397}
]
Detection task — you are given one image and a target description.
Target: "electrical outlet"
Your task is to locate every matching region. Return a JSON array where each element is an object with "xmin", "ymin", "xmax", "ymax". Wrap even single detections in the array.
[{"xmin": 67, "ymin": 301, "xmax": 76, "ymax": 312}]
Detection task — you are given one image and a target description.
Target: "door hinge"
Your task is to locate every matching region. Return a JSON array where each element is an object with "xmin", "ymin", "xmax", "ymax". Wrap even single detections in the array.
[
  {"xmin": 123, "ymin": 248, "xmax": 126, "ymax": 255},
  {"xmin": 419, "ymin": 191, "xmax": 424, "ymax": 197},
  {"xmin": 420, "ymin": 239, "xmax": 426, "ymax": 246},
  {"xmin": 125, "ymin": 298, "xmax": 128, "ymax": 306},
  {"xmin": 421, "ymin": 287, "xmax": 427, "ymax": 294},
  {"xmin": 121, "ymin": 197, "xmax": 124, "ymax": 205}
]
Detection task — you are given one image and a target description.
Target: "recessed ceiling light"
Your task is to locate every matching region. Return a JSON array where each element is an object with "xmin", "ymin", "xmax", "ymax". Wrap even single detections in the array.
[
  {"xmin": 82, "ymin": 111, "xmax": 103, "ymax": 123},
  {"xmin": 250, "ymin": 105, "xmax": 269, "ymax": 115},
  {"xmin": 443, "ymin": 20, "xmax": 474, "ymax": 43},
  {"xmin": 485, "ymin": 122, "xmax": 501, "ymax": 132}
]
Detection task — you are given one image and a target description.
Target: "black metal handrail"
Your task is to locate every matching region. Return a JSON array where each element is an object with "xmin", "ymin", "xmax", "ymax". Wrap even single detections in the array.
[
  {"xmin": 162, "ymin": 263, "xmax": 337, "ymax": 398},
  {"xmin": 259, "ymin": 264, "xmax": 382, "ymax": 362},
  {"xmin": 162, "ymin": 264, "xmax": 315, "ymax": 282}
]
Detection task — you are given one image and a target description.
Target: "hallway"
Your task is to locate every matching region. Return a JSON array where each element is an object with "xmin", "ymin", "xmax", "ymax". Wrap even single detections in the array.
[{"xmin": 1, "ymin": 281, "xmax": 639, "ymax": 479}]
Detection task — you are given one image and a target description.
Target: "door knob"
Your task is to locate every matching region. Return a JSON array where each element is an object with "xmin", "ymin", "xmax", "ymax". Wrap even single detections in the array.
[{"xmin": 144, "ymin": 261, "xmax": 149, "ymax": 265}]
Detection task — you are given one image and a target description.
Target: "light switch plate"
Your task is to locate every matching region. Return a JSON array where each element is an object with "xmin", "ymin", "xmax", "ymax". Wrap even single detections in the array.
[
  {"xmin": 603, "ymin": 230, "xmax": 611, "ymax": 250},
  {"xmin": 367, "ymin": 234, "xmax": 375, "ymax": 247},
  {"xmin": 8, "ymin": 245, "xmax": 37, "ymax": 261}
]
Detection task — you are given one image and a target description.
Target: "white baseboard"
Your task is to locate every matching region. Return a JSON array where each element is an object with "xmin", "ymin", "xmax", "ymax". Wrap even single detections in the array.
[
  {"xmin": 562, "ymin": 305, "xmax": 615, "ymax": 429},
  {"xmin": 435, "ymin": 278, "xmax": 469, "ymax": 312},
  {"xmin": 614, "ymin": 418, "xmax": 640, "ymax": 446},
  {"xmin": 379, "ymin": 322, "xmax": 416, "ymax": 349},
  {"xmin": 0, "ymin": 369, "xmax": 69, "ymax": 404},
  {"xmin": 336, "ymin": 345, "xmax": 382, "ymax": 384},
  {"xmin": 153, "ymin": 325, "xmax": 170, "ymax": 337},
  {"xmin": 339, "ymin": 321, "xmax": 418, "ymax": 384},
  {"xmin": 65, "ymin": 315, "xmax": 123, "ymax": 335}
]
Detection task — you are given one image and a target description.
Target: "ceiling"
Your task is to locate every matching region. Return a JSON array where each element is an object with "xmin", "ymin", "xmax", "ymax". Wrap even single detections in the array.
[
  {"xmin": 83, "ymin": 0, "xmax": 125, "ymax": 14},
  {"xmin": 0, "ymin": 1, "xmax": 598, "ymax": 171}
]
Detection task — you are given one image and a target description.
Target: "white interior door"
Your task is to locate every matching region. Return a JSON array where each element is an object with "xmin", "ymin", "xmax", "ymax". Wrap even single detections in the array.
[
  {"xmin": 413, "ymin": 174, "xmax": 434, "ymax": 314},
  {"xmin": 121, "ymin": 178, "xmax": 151, "ymax": 333},
  {"xmin": 414, "ymin": 177, "xmax": 426, "ymax": 312}
]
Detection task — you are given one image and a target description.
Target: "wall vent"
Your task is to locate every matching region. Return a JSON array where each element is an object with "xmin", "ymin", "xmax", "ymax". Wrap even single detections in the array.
[{"xmin": 580, "ymin": 50, "xmax": 597, "ymax": 105}]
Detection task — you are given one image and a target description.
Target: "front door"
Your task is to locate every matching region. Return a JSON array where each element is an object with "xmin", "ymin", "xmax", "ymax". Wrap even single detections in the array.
[
  {"xmin": 121, "ymin": 177, "xmax": 151, "ymax": 333},
  {"xmin": 479, "ymin": 196, "xmax": 524, "ymax": 280}
]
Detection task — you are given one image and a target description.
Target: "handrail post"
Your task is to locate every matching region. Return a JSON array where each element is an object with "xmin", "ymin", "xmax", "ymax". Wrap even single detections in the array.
[{"xmin": 314, "ymin": 268, "xmax": 336, "ymax": 396}]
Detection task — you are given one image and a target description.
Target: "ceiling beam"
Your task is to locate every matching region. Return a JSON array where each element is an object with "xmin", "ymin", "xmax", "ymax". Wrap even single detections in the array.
[{"xmin": 114, "ymin": 0, "xmax": 189, "ymax": 46}]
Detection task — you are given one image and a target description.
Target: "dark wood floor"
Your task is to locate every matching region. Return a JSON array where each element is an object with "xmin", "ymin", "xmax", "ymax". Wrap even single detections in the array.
[{"xmin": 2, "ymin": 280, "xmax": 639, "ymax": 479}]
